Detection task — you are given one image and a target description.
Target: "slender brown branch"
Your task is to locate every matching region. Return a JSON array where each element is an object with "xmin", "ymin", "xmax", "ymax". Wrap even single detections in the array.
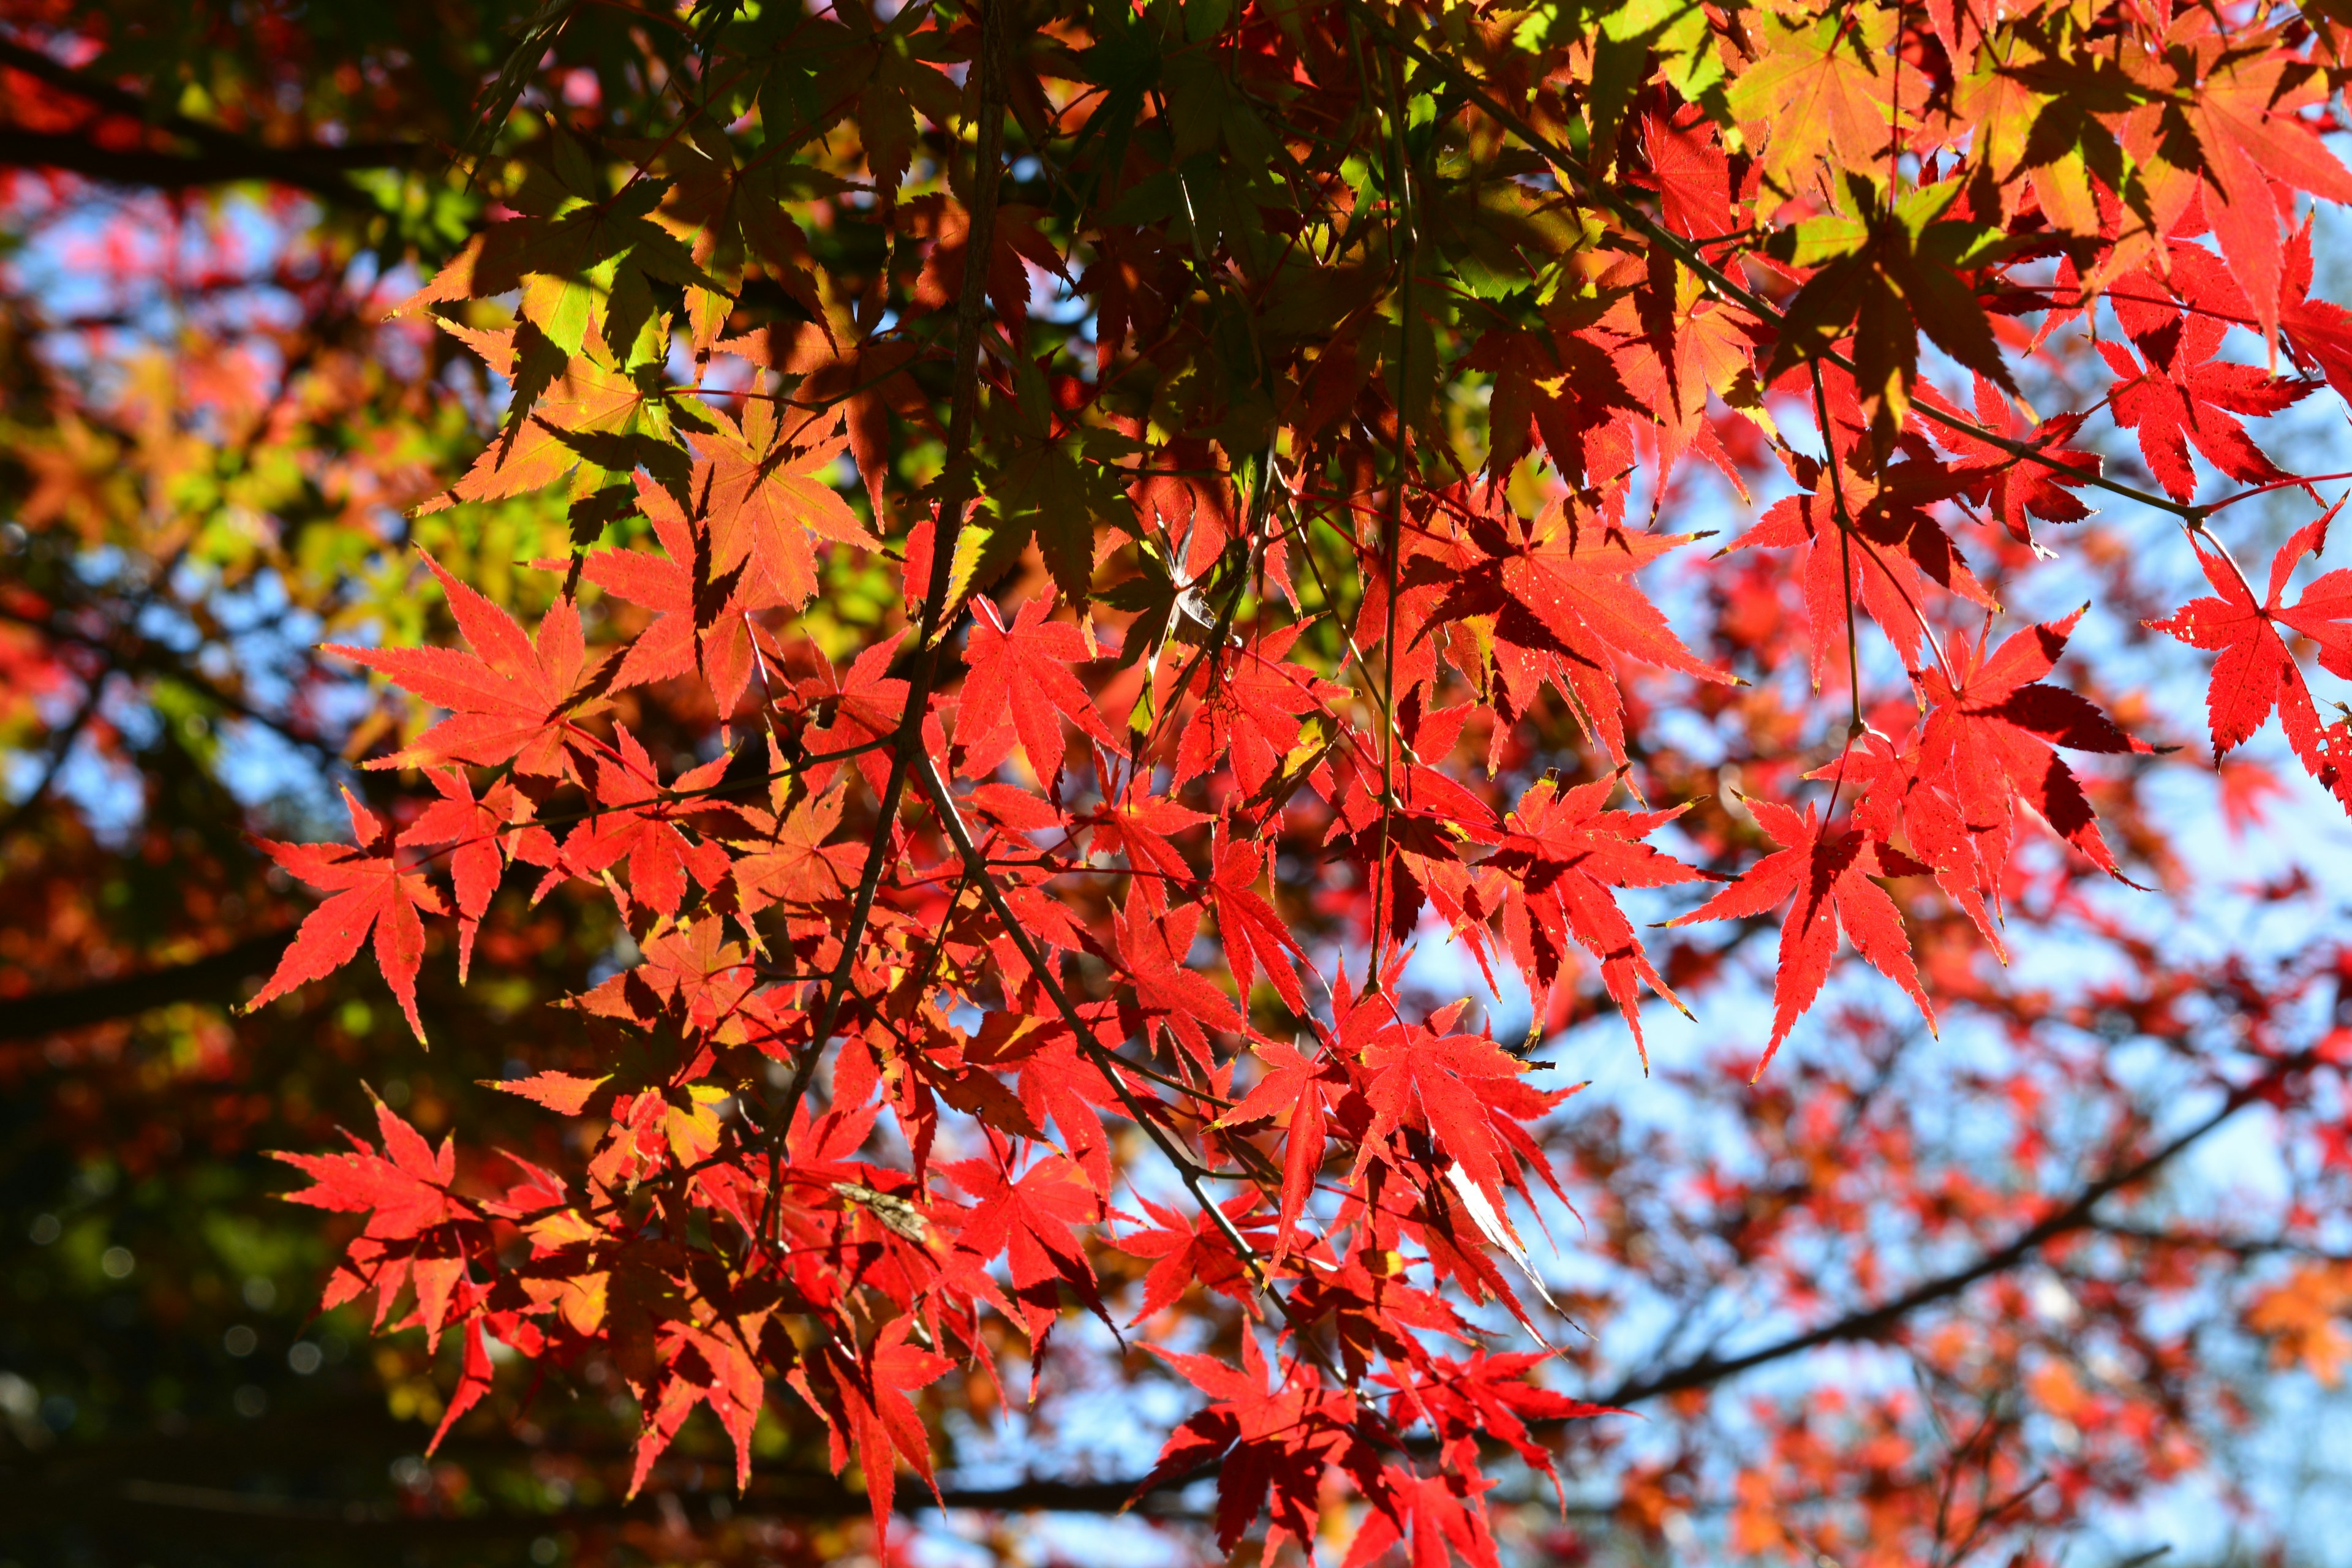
[{"xmin": 1596, "ymin": 1047, "xmax": 2316, "ymax": 1406}]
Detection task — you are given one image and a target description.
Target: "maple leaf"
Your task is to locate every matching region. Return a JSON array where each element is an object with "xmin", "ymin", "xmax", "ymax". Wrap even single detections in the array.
[
  {"xmin": 247, "ymin": 788, "xmax": 451, "ymax": 1042},
  {"xmin": 693, "ymin": 401, "xmax": 878, "ymax": 611},
  {"xmin": 954, "ymin": 590, "xmax": 1115, "ymax": 784},
  {"xmin": 1111, "ymin": 1194, "xmax": 1265, "ymax": 1323},
  {"xmin": 2147, "ymin": 503, "xmax": 2352, "ymax": 771},
  {"xmin": 911, "ymin": 199, "xmax": 1071, "ymax": 344},
  {"xmin": 1217, "ymin": 1037, "xmax": 1337, "ymax": 1251},
  {"xmin": 731, "ymin": 779, "xmax": 864, "ymax": 916},
  {"xmin": 1460, "ymin": 321, "xmax": 1637, "ymax": 483},
  {"xmin": 1951, "ymin": 24, "xmax": 2109, "ymax": 233},
  {"xmin": 333, "ymin": 554, "xmax": 610, "ymax": 778},
  {"xmin": 962, "ymin": 356, "xmax": 1136, "ymax": 604},
  {"xmin": 960, "ymin": 1010, "xmax": 1126, "ymax": 1193},
  {"xmin": 1136, "ymin": 1335, "xmax": 1374, "ymax": 1561},
  {"xmin": 1420, "ymin": 496, "xmax": 1735, "ymax": 763},
  {"xmin": 1634, "ymin": 107, "xmax": 1735, "ymax": 241},
  {"xmin": 2097, "ymin": 337, "xmax": 2313, "ymax": 503},
  {"xmin": 273, "ymin": 1093, "xmax": 478, "ymax": 1348},
  {"xmin": 1762, "ymin": 178, "xmax": 2019, "ymax": 440},
  {"xmin": 1343, "ymin": 1465, "xmax": 1503, "ymax": 1568},
  {"xmin": 1352, "ymin": 1010, "xmax": 1564, "ymax": 1214},
  {"xmin": 2144, "ymin": 52, "xmax": 2352, "ymax": 347},
  {"xmin": 415, "ymin": 330, "xmax": 650, "ymax": 513},
  {"xmin": 491, "ymin": 1071, "xmax": 612, "ymax": 1115},
  {"xmin": 1592, "ymin": 274, "xmax": 1757, "ymax": 489},
  {"xmin": 1486, "ymin": 774, "xmax": 1703, "ymax": 1065},
  {"xmin": 1730, "ymin": 457, "xmax": 1995, "ymax": 684},
  {"xmin": 1113, "ymin": 888, "xmax": 1245, "ymax": 1066},
  {"xmin": 796, "ymin": 1318, "xmax": 951, "ymax": 1551},
  {"xmin": 1924, "ymin": 375, "xmax": 2101, "ymax": 548},
  {"xmin": 559, "ymin": 728, "xmax": 734, "ymax": 919},
  {"xmin": 1726, "ymin": 4, "xmax": 1907, "ymax": 204},
  {"xmin": 430, "ymin": 1321, "xmax": 497, "ymax": 1458},
  {"xmin": 1915, "ymin": 609, "xmax": 2150, "ymax": 889},
  {"xmin": 1383, "ymin": 1351, "xmax": 1617, "ymax": 1496},
  {"xmin": 1205, "ymin": 826, "xmax": 1311, "ymax": 1017},
  {"xmin": 1172, "ymin": 627, "xmax": 1352, "ymax": 798},
  {"xmin": 1669, "ymin": 795, "xmax": 1932, "ymax": 1074},
  {"xmin": 579, "ymin": 472, "xmax": 778, "ymax": 713},
  {"xmin": 1086, "ymin": 782, "xmax": 1207, "ymax": 914},
  {"xmin": 1496, "ymin": 506, "xmax": 1728, "ymax": 688},
  {"xmin": 943, "ymin": 1151, "xmax": 1112, "ymax": 1351},
  {"xmin": 572, "ymin": 918, "xmax": 769, "ymax": 1047},
  {"xmin": 398, "ymin": 771, "xmax": 551, "ymax": 981},
  {"xmin": 803, "ymin": 630, "xmax": 930, "ymax": 801},
  {"xmin": 2280, "ymin": 219, "xmax": 2352, "ymax": 406},
  {"xmin": 1827, "ymin": 728, "xmax": 2008, "ymax": 959},
  {"xmin": 628, "ymin": 1313, "xmax": 777, "ymax": 1498}
]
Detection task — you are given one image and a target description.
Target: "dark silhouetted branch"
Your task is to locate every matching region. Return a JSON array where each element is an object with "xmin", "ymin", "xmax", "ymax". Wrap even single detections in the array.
[{"xmin": 0, "ymin": 929, "xmax": 293, "ymax": 1041}]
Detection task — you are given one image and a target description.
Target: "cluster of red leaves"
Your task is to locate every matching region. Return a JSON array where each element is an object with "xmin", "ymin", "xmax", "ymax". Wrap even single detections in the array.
[{"xmin": 220, "ymin": 0, "xmax": 2352, "ymax": 1561}]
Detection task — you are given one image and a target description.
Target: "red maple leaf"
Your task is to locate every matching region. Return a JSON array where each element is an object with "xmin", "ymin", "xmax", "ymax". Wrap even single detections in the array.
[
  {"xmin": 1634, "ymin": 108, "xmax": 1735, "ymax": 241},
  {"xmin": 2147, "ymin": 502, "xmax": 2352, "ymax": 771},
  {"xmin": 730, "ymin": 778, "xmax": 864, "ymax": 917},
  {"xmin": 793, "ymin": 1317, "xmax": 950, "ymax": 1551},
  {"xmin": 943, "ymin": 1150, "xmax": 1110, "ymax": 1350},
  {"xmin": 1136, "ymin": 1335, "xmax": 1378, "ymax": 1561},
  {"xmin": 1828, "ymin": 728, "xmax": 2007, "ymax": 959},
  {"xmin": 1419, "ymin": 492, "xmax": 1735, "ymax": 762},
  {"xmin": 333, "ymin": 553, "xmax": 610, "ymax": 778},
  {"xmin": 962, "ymin": 1009, "xmax": 1129, "ymax": 1194},
  {"xmin": 1917, "ymin": 609, "xmax": 2149, "ymax": 881},
  {"xmin": 2169, "ymin": 52, "xmax": 2352, "ymax": 348},
  {"xmin": 1669, "ymin": 795, "xmax": 1932, "ymax": 1074},
  {"xmin": 1110, "ymin": 1193, "xmax": 1265, "ymax": 1323},
  {"xmin": 398, "ymin": 771, "xmax": 552, "ymax": 981},
  {"xmin": 803, "ymin": 630, "xmax": 927, "ymax": 800},
  {"xmin": 694, "ymin": 401, "xmax": 878, "ymax": 610},
  {"xmin": 415, "ymin": 331, "xmax": 649, "ymax": 513},
  {"xmin": 1485, "ymin": 774, "xmax": 1703, "ymax": 1065},
  {"xmin": 1352, "ymin": 1006, "xmax": 1566, "ymax": 1213},
  {"xmin": 273, "ymin": 1092, "xmax": 481, "ymax": 1349},
  {"xmin": 1381, "ymin": 1350, "xmax": 1616, "ymax": 1495},
  {"xmin": 911, "ymin": 199, "xmax": 1071, "ymax": 344},
  {"xmin": 581, "ymin": 471, "xmax": 782, "ymax": 714},
  {"xmin": 624, "ymin": 1292, "xmax": 782, "ymax": 1498},
  {"xmin": 559, "ymin": 727, "xmax": 734, "ymax": 919},
  {"xmin": 1343, "ymin": 1465, "xmax": 1503, "ymax": 1568},
  {"xmin": 1113, "ymin": 888, "xmax": 1245, "ymax": 1066},
  {"xmin": 1731, "ymin": 457, "xmax": 1995, "ymax": 684},
  {"xmin": 954, "ymin": 590, "xmax": 1115, "ymax": 783},
  {"xmin": 1438, "ymin": 499, "xmax": 1732, "ymax": 679},
  {"xmin": 1205, "ymin": 824, "xmax": 1311, "ymax": 1016},
  {"xmin": 247, "ymin": 788, "xmax": 452, "ymax": 1042},
  {"xmin": 2097, "ymin": 333, "xmax": 2312, "ymax": 503},
  {"xmin": 1924, "ymin": 375, "xmax": 2100, "ymax": 548},
  {"xmin": 1217, "ymin": 1038, "xmax": 1338, "ymax": 1253},
  {"xmin": 1087, "ymin": 781, "xmax": 1207, "ymax": 914},
  {"xmin": 1172, "ymin": 626, "xmax": 1351, "ymax": 798}
]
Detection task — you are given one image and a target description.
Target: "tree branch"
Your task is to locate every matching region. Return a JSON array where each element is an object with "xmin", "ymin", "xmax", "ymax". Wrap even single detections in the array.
[
  {"xmin": 0, "ymin": 929, "xmax": 293, "ymax": 1041},
  {"xmin": 0, "ymin": 129, "xmax": 418, "ymax": 201},
  {"xmin": 1596, "ymin": 1047, "xmax": 2316, "ymax": 1406},
  {"xmin": 0, "ymin": 38, "xmax": 418, "ymax": 203}
]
